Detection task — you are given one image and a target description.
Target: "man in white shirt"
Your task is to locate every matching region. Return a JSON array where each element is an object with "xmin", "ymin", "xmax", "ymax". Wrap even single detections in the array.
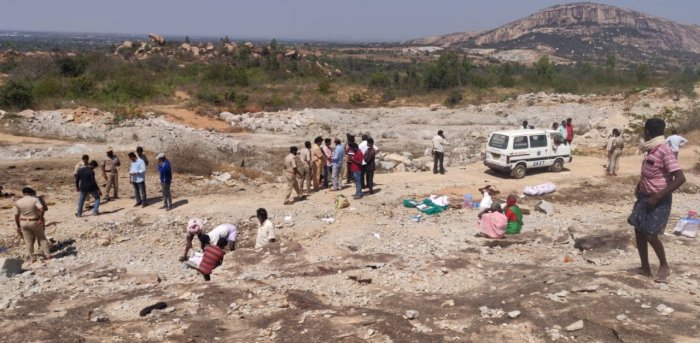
[
  {"xmin": 666, "ymin": 130, "xmax": 688, "ymax": 159},
  {"xmin": 432, "ymin": 130, "xmax": 449, "ymax": 174},
  {"xmin": 254, "ymin": 208, "xmax": 276, "ymax": 249},
  {"xmin": 128, "ymin": 152, "xmax": 147, "ymax": 207}
]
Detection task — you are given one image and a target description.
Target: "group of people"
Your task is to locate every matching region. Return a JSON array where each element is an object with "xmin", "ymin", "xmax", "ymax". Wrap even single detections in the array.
[
  {"xmin": 474, "ymin": 186, "xmax": 524, "ymax": 239},
  {"xmin": 284, "ymin": 134, "xmax": 378, "ymax": 204},
  {"xmin": 180, "ymin": 208, "xmax": 276, "ymax": 280},
  {"xmin": 73, "ymin": 146, "xmax": 174, "ymax": 217},
  {"xmin": 606, "ymin": 128, "xmax": 687, "ymax": 177},
  {"xmin": 548, "ymin": 118, "xmax": 575, "ymax": 146}
]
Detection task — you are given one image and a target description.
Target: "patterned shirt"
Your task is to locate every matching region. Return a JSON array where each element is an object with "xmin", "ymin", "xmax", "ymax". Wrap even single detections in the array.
[{"xmin": 639, "ymin": 144, "xmax": 681, "ymax": 196}]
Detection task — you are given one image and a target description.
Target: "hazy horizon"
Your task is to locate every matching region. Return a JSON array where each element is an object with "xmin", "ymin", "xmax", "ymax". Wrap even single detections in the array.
[{"xmin": 1, "ymin": 0, "xmax": 699, "ymax": 42}]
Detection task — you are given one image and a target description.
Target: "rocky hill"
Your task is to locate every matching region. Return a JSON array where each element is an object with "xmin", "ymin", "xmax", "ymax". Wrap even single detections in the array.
[{"xmin": 408, "ymin": 2, "xmax": 700, "ymax": 63}]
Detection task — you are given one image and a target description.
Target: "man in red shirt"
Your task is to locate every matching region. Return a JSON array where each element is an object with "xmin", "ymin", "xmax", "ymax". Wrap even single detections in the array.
[
  {"xmin": 565, "ymin": 118, "xmax": 574, "ymax": 144},
  {"xmin": 350, "ymin": 143, "xmax": 364, "ymax": 199},
  {"xmin": 198, "ymin": 237, "xmax": 227, "ymax": 281},
  {"xmin": 628, "ymin": 118, "xmax": 685, "ymax": 283}
]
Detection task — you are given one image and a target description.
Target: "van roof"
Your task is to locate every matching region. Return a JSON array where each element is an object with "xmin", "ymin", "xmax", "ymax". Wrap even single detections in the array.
[{"xmin": 490, "ymin": 129, "xmax": 557, "ymax": 136}]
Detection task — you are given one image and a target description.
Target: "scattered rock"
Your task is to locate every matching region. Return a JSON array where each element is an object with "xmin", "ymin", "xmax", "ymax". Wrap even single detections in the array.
[
  {"xmin": 656, "ymin": 304, "xmax": 674, "ymax": 316},
  {"xmin": 148, "ymin": 33, "xmax": 165, "ymax": 46},
  {"xmin": 89, "ymin": 308, "xmax": 110, "ymax": 322},
  {"xmin": 215, "ymin": 172, "xmax": 232, "ymax": 182},
  {"xmin": 99, "ymin": 238, "xmax": 111, "ymax": 247},
  {"xmin": 571, "ymin": 284, "xmax": 599, "ymax": 293},
  {"xmin": 440, "ymin": 299, "xmax": 455, "ymax": 307},
  {"xmin": 616, "ymin": 314, "xmax": 628, "ymax": 321},
  {"xmin": 565, "ymin": 320, "xmax": 584, "ymax": 332},
  {"xmin": 404, "ymin": 310, "xmax": 420, "ymax": 320},
  {"xmin": 17, "ymin": 109, "xmax": 36, "ymax": 119},
  {"xmin": 508, "ymin": 310, "xmax": 521, "ymax": 319},
  {"xmin": 535, "ymin": 200, "xmax": 555, "ymax": 215},
  {"xmin": 479, "ymin": 306, "xmax": 505, "ymax": 319}
]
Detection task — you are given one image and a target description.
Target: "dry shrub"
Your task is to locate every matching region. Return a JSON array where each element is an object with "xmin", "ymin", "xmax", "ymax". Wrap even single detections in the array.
[{"xmin": 168, "ymin": 143, "xmax": 220, "ymax": 176}]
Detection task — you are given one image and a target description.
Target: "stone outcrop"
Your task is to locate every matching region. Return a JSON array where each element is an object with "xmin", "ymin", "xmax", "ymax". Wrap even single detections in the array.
[{"xmin": 408, "ymin": 3, "xmax": 700, "ymax": 61}]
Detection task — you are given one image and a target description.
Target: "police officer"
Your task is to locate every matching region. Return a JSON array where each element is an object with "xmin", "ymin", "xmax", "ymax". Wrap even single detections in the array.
[{"xmin": 14, "ymin": 187, "xmax": 50, "ymax": 262}]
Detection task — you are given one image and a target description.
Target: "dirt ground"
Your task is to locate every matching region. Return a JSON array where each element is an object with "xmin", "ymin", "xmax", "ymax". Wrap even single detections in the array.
[{"xmin": 1, "ymin": 128, "xmax": 700, "ymax": 342}]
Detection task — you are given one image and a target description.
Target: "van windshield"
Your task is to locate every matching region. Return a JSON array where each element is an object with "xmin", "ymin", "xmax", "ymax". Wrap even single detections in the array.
[{"xmin": 489, "ymin": 134, "xmax": 509, "ymax": 149}]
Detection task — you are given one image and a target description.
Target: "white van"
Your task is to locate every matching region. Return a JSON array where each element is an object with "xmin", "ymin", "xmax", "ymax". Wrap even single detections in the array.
[{"xmin": 484, "ymin": 129, "xmax": 572, "ymax": 179}]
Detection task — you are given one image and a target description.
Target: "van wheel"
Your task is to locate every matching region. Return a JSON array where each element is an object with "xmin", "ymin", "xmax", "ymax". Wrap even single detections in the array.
[
  {"xmin": 511, "ymin": 164, "xmax": 527, "ymax": 179},
  {"xmin": 551, "ymin": 159, "xmax": 564, "ymax": 172}
]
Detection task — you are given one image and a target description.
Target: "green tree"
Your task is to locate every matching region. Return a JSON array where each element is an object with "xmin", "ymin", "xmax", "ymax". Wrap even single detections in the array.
[
  {"xmin": 535, "ymin": 55, "xmax": 554, "ymax": 81},
  {"xmin": 635, "ymin": 63, "xmax": 650, "ymax": 83},
  {"xmin": 184, "ymin": 36, "xmax": 191, "ymax": 44},
  {"xmin": 606, "ymin": 54, "xmax": 617, "ymax": 70}
]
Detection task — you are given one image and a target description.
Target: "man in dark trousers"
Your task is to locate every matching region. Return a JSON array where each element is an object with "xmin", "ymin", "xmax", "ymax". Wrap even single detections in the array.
[
  {"xmin": 76, "ymin": 160, "xmax": 102, "ymax": 217},
  {"xmin": 432, "ymin": 130, "xmax": 449, "ymax": 174},
  {"xmin": 157, "ymin": 153, "xmax": 173, "ymax": 211},
  {"xmin": 364, "ymin": 138, "xmax": 377, "ymax": 194}
]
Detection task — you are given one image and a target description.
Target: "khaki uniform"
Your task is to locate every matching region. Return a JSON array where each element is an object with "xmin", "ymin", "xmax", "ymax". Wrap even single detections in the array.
[
  {"xmin": 102, "ymin": 155, "xmax": 121, "ymax": 198},
  {"xmin": 310, "ymin": 145, "xmax": 324, "ymax": 190},
  {"xmin": 14, "ymin": 195, "xmax": 49, "ymax": 259},
  {"xmin": 607, "ymin": 136, "xmax": 624, "ymax": 175},
  {"xmin": 284, "ymin": 153, "xmax": 302, "ymax": 203},
  {"xmin": 297, "ymin": 148, "xmax": 311, "ymax": 194}
]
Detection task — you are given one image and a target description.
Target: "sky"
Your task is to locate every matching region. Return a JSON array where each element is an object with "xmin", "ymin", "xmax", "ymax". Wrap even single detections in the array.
[{"xmin": 0, "ymin": 0, "xmax": 699, "ymax": 42}]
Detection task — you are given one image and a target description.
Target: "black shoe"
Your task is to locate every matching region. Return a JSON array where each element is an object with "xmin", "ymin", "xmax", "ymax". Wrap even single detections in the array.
[{"xmin": 134, "ymin": 203, "xmax": 142, "ymax": 207}]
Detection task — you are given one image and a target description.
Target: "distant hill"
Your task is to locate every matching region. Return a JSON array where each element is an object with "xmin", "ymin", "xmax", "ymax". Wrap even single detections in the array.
[{"xmin": 406, "ymin": 2, "xmax": 700, "ymax": 63}]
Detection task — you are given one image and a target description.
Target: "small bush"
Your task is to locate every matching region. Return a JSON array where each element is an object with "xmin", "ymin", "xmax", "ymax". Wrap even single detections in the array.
[
  {"xmin": 317, "ymin": 80, "xmax": 332, "ymax": 94},
  {"xmin": 0, "ymin": 80, "xmax": 34, "ymax": 110},
  {"xmin": 348, "ymin": 92, "xmax": 366, "ymax": 105},
  {"xmin": 168, "ymin": 143, "xmax": 219, "ymax": 176},
  {"xmin": 444, "ymin": 90, "xmax": 463, "ymax": 107}
]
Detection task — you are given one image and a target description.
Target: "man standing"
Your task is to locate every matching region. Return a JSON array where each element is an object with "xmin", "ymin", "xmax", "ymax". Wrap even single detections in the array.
[
  {"xmin": 629, "ymin": 118, "xmax": 686, "ymax": 283},
  {"xmin": 322, "ymin": 138, "xmax": 333, "ymax": 189},
  {"xmin": 350, "ymin": 143, "xmax": 364, "ymax": 199},
  {"xmin": 522, "ymin": 120, "xmax": 529, "ymax": 129},
  {"xmin": 284, "ymin": 146, "xmax": 305, "ymax": 205},
  {"xmin": 364, "ymin": 138, "xmax": 377, "ymax": 194},
  {"xmin": 432, "ymin": 130, "xmax": 449, "ymax": 174},
  {"xmin": 128, "ymin": 152, "xmax": 147, "ymax": 207},
  {"xmin": 606, "ymin": 129, "xmax": 624, "ymax": 176},
  {"xmin": 559, "ymin": 120, "xmax": 568, "ymax": 144},
  {"xmin": 14, "ymin": 187, "xmax": 50, "ymax": 262},
  {"xmin": 565, "ymin": 118, "xmax": 574, "ymax": 145},
  {"xmin": 298, "ymin": 141, "xmax": 312, "ymax": 195},
  {"xmin": 666, "ymin": 130, "xmax": 688, "ymax": 160},
  {"xmin": 255, "ymin": 208, "xmax": 276, "ymax": 249},
  {"xmin": 310, "ymin": 137, "xmax": 324, "ymax": 191},
  {"xmin": 76, "ymin": 160, "xmax": 102, "ymax": 217},
  {"xmin": 345, "ymin": 135, "xmax": 355, "ymax": 184},
  {"xmin": 74, "ymin": 154, "xmax": 91, "ymax": 208},
  {"xmin": 358, "ymin": 135, "xmax": 379, "ymax": 189},
  {"xmin": 331, "ymin": 138, "xmax": 345, "ymax": 191},
  {"xmin": 136, "ymin": 146, "xmax": 149, "ymax": 166},
  {"xmin": 102, "ymin": 147, "xmax": 121, "ymax": 201},
  {"xmin": 157, "ymin": 153, "xmax": 173, "ymax": 211}
]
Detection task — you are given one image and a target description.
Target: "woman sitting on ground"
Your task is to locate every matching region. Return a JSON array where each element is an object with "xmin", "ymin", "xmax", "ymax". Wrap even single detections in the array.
[
  {"xmin": 476, "ymin": 203, "xmax": 507, "ymax": 239},
  {"xmin": 504, "ymin": 195, "xmax": 523, "ymax": 235}
]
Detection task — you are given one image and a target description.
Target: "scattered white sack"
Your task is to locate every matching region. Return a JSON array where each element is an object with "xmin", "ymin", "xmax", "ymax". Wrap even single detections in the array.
[
  {"xmin": 523, "ymin": 183, "xmax": 556, "ymax": 196},
  {"xmin": 429, "ymin": 195, "xmax": 450, "ymax": 207}
]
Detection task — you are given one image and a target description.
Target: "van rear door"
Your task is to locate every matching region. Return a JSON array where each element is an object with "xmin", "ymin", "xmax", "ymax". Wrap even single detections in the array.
[{"xmin": 487, "ymin": 133, "xmax": 509, "ymax": 165}]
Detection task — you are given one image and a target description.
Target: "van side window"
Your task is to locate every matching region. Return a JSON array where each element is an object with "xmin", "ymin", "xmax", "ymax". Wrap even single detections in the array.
[
  {"xmin": 530, "ymin": 134, "xmax": 548, "ymax": 148},
  {"xmin": 513, "ymin": 136, "xmax": 529, "ymax": 150}
]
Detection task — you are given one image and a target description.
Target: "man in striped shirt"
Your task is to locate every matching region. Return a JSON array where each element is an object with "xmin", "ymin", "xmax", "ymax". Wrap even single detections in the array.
[
  {"xmin": 198, "ymin": 237, "xmax": 227, "ymax": 281},
  {"xmin": 629, "ymin": 118, "xmax": 686, "ymax": 283}
]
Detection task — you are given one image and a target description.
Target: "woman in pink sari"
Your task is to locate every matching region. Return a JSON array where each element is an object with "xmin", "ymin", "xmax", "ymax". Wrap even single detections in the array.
[{"xmin": 475, "ymin": 204, "xmax": 507, "ymax": 239}]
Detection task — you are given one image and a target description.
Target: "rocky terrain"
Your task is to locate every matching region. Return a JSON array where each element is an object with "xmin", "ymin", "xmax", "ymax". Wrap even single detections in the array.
[
  {"xmin": 1, "ymin": 90, "xmax": 699, "ymax": 342},
  {"xmin": 407, "ymin": 2, "xmax": 700, "ymax": 63}
]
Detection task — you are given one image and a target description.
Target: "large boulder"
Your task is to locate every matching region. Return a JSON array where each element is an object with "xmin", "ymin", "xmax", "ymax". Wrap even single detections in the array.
[
  {"xmin": 148, "ymin": 33, "xmax": 165, "ymax": 46},
  {"xmin": 383, "ymin": 153, "xmax": 411, "ymax": 166},
  {"xmin": 17, "ymin": 109, "xmax": 36, "ymax": 119},
  {"xmin": 180, "ymin": 43, "xmax": 191, "ymax": 50}
]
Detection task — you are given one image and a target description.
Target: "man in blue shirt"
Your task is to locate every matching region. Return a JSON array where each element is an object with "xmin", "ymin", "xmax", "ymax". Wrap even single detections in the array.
[
  {"xmin": 157, "ymin": 153, "xmax": 173, "ymax": 211},
  {"xmin": 128, "ymin": 152, "xmax": 147, "ymax": 207},
  {"xmin": 331, "ymin": 138, "xmax": 345, "ymax": 191}
]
